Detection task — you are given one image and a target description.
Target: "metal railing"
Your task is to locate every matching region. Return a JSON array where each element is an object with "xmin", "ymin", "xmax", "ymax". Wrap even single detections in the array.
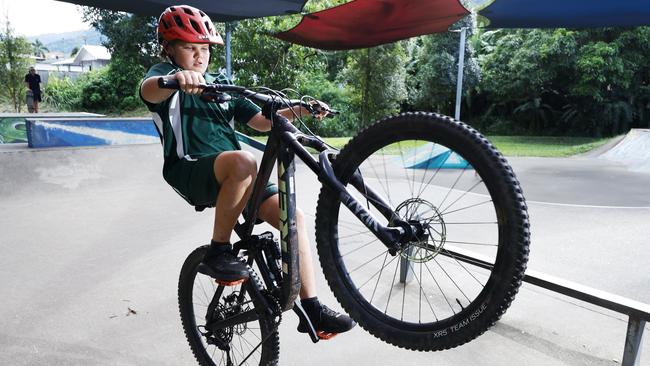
[{"xmin": 442, "ymin": 246, "xmax": 649, "ymax": 366}]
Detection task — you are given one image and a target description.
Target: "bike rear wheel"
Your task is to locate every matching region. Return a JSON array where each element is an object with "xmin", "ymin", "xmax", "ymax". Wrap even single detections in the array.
[
  {"xmin": 178, "ymin": 246, "xmax": 279, "ymax": 365},
  {"xmin": 315, "ymin": 112, "xmax": 530, "ymax": 351}
]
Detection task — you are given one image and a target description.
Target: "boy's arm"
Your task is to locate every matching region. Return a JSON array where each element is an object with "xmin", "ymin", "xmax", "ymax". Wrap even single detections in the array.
[
  {"xmin": 246, "ymin": 106, "xmax": 307, "ymax": 132},
  {"xmin": 140, "ymin": 76, "xmax": 177, "ymax": 104},
  {"xmin": 140, "ymin": 70, "xmax": 206, "ymax": 104},
  {"xmin": 247, "ymin": 103, "xmax": 327, "ymax": 132}
]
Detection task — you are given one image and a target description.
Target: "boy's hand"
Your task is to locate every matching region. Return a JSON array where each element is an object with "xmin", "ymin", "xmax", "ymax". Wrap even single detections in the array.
[
  {"xmin": 309, "ymin": 100, "xmax": 330, "ymax": 121},
  {"xmin": 173, "ymin": 70, "xmax": 205, "ymax": 95}
]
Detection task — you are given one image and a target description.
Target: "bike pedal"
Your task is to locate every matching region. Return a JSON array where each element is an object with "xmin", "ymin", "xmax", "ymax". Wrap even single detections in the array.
[
  {"xmin": 317, "ymin": 331, "xmax": 338, "ymax": 340},
  {"xmin": 214, "ymin": 278, "xmax": 246, "ymax": 287}
]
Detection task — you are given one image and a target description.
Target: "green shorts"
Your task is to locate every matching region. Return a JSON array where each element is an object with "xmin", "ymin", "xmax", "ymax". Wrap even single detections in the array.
[{"xmin": 163, "ymin": 153, "xmax": 278, "ymax": 208}]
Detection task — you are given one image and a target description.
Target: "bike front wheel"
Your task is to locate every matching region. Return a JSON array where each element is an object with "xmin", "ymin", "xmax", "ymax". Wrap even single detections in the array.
[
  {"xmin": 178, "ymin": 246, "xmax": 279, "ymax": 365},
  {"xmin": 315, "ymin": 112, "xmax": 530, "ymax": 351}
]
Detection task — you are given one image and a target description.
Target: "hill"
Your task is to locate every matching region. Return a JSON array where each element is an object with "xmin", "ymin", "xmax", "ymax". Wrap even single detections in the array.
[{"xmin": 27, "ymin": 29, "xmax": 106, "ymax": 55}]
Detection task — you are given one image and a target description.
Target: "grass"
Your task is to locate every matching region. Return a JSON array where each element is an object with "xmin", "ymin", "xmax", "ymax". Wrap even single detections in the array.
[
  {"xmin": 487, "ymin": 135, "xmax": 614, "ymax": 157},
  {"xmin": 248, "ymin": 135, "xmax": 613, "ymax": 157}
]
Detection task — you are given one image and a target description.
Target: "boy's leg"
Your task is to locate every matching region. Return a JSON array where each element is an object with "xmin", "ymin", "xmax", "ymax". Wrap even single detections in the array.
[
  {"xmin": 212, "ymin": 151, "xmax": 257, "ymax": 242},
  {"xmin": 257, "ymin": 194, "xmax": 316, "ymax": 299},
  {"xmin": 200, "ymin": 150, "xmax": 257, "ymax": 283},
  {"xmin": 257, "ymin": 194, "xmax": 356, "ymax": 337}
]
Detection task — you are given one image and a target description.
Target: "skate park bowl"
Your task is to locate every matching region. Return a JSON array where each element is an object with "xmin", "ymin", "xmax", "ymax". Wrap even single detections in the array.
[{"xmin": 600, "ymin": 129, "xmax": 650, "ymax": 173}]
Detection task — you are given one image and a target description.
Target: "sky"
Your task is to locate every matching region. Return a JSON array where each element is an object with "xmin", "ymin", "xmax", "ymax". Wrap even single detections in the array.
[{"xmin": 0, "ymin": 0, "xmax": 90, "ymax": 37}]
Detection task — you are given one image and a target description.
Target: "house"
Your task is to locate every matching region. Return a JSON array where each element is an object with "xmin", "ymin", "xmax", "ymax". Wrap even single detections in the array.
[
  {"xmin": 51, "ymin": 45, "xmax": 111, "ymax": 72},
  {"xmin": 72, "ymin": 45, "xmax": 111, "ymax": 71},
  {"xmin": 34, "ymin": 45, "xmax": 111, "ymax": 84}
]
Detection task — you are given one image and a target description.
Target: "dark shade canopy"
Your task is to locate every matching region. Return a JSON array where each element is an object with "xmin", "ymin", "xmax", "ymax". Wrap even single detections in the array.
[
  {"xmin": 275, "ymin": 0, "xmax": 469, "ymax": 50},
  {"xmin": 56, "ymin": 0, "xmax": 306, "ymax": 21},
  {"xmin": 478, "ymin": 0, "xmax": 650, "ymax": 28}
]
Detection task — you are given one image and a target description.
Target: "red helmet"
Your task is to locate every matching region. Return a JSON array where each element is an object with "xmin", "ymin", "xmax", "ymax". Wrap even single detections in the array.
[{"xmin": 157, "ymin": 5, "xmax": 223, "ymax": 45}]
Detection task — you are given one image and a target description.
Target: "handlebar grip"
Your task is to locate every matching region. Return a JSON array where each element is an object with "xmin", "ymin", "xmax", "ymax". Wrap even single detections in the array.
[{"xmin": 158, "ymin": 77, "xmax": 179, "ymax": 89}]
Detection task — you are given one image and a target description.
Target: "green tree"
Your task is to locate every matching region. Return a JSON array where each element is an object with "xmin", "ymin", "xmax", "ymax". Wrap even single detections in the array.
[
  {"xmin": 227, "ymin": 17, "xmax": 327, "ymax": 91},
  {"xmin": 70, "ymin": 46, "xmax": 79, "ymax": 57},
  {"xmin": 339, "ymin": 43, "xmax": 408, "ymax": 127},
  {"xmin": 81, "ymin": 8, "xmax": 158, "ymax": 67},
  {"xmin": 31, "ymin": 39, "xmax": 49, "ymax": 58},
  {"xmin": 476, "ymin": 27, "xmax": 650, "ymax": 136},
  {"xmin": 81, "ymin": 8, "xmax": 158, "ymax": 111},
  {"xmin": 407, "ymin": 21, "xmax": 480, "ymax": 116},
  {"xmin": 0, "ymin": 17, "xmax": 33, "ymax": 112}
]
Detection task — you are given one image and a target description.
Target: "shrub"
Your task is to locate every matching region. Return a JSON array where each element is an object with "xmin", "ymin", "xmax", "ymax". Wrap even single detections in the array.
[{"xmin": 43, "ymin": 75, "xmax": 83, "ymax": 111}]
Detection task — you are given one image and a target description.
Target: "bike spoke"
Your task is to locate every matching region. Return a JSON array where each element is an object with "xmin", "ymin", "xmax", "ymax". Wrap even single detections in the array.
[
  {"xmin": 422, "ymin": 261, "xmax": 456, "ymax": 315},
  {"xmin": 437, "ymin": 164, "xmax": 471, "ymax": 210},
  {"xmin": 414, "ymin": 142, "xmax": 440, "ymax": 199},
  {"xmin": 441, "ymin": 199, "xmax": 493, "ymax": 216},
  {"xmin": 439, "ymin": 252, "xmax": 487, "ymax": 287},
  {"xmin": 360, "ymin": 252, "xmax": 397, "ymax": 303},
  {"xmin": 349, "ymin": 249, "xmax": 390, "ymax": 274},
  {"xmin": 384, "ymin": 257, "xmax": 401, "ymax": 314},
  {"xmin": 342, "ymin": 237, "xmax": 380, "ymax": 257},
  {"xmin": 414, "ymin": 148, "xmax": 453, "ymax": 199},
  {"xmin": 366, "ymin": 152, "xmax": 394, "ymax": 208},
  {"xmin": 397, "ymin": 141, "xmax": 416, "ymax": 200},
  {"xmin": 445, "ymin": 240, "xmax": 497, "ymax": 247},
  {"xmin": 406, "ymin": 260, "xmax": 439, "ymax": 321},
  {"xmin": 438, "ymin": 179, "xmax": 485, "ymax": 214},
  {"xmin": 433, "ymin": 257, "xmax": 471, "ymax": 304}
]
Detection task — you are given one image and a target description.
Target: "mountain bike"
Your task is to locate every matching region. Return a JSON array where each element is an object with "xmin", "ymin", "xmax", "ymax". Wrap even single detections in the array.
[{"xmin": 160, "ymin": 78, "xmax": 530, "ymax": 366}]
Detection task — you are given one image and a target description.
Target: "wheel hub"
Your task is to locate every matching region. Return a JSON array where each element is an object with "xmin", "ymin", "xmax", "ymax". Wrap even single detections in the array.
[
  {"xmin": 205, "ymin": 292, "xmax": 249, "ymax": 350},
  {"xmin": 391, "ymin": 198, "xmax": 446, "ymax": 263}
]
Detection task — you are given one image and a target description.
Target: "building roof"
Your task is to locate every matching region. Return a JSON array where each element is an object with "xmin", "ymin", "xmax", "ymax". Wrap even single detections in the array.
[
  {"xmin": 52, "ymin": 45, "xmax": 111, "ymax": 66},
  {"xmin": 73, "ymin": 45, "xmax": 111, "ymax": 64}
]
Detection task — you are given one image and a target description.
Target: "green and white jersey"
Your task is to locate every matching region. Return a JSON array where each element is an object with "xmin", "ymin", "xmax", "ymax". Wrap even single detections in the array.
[{"xmin": 140, "ymin": 62, "xmax": 261, "ymax": 166}]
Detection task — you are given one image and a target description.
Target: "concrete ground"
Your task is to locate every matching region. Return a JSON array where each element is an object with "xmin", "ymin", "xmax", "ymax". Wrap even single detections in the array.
[{"xmin": 1, "ymin": 142, "xmax": 649, "ymax": 366}]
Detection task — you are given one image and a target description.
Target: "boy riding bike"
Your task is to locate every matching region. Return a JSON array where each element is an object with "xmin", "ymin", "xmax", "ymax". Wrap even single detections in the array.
[{"xmin": 139, "ymin": 5, "xmax": 355, "ymax": 338}]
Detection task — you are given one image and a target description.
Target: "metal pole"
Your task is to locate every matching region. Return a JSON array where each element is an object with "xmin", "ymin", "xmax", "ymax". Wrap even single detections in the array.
[
  {"xmin": 622, "ymin": 316, "xmax": 645, "ymax": 366},
  {"xmin": 454, "ymin": 27, "xmax": 467, "ymax": 121},
  {"xmin": 225, "ymin": 22, "xmax": 232, "ymax": 80}
]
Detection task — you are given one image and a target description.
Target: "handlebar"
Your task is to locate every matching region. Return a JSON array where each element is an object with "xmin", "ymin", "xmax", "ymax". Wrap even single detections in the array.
[{"xmin": 157, "ymin": 77, "xmax": 338, "ymax": 118}]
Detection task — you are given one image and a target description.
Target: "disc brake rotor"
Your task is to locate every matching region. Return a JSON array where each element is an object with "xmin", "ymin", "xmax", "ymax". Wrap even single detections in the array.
[{"xmin": 392, "ymin": 198, "xmax": 446, "ymax": 263}]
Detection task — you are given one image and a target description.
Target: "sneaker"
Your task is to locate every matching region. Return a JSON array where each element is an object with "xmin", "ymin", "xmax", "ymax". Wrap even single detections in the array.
[
  {"xmin": 198, "ymin": 245, "xmax": 249, "ymax": 286},
  {"xmin": 298, "ymin": 303, "xmax": 356, "ymax": 339}
]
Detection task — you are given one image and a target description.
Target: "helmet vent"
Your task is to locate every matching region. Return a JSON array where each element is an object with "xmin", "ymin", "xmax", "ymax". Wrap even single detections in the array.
[
  {"xmin": 161, "ymin": 19, "xmax": 170, "ymax": 29},
  {"xmin": 182, "ymin": 7, "xmax": 194, "ymax": 15},
  {"xmin": 173, "ymin": 15, "xmax": 184, "ymax": 28},
  {"xmin": 189, "ymin": 19, "xmax": 202, "ymax": 34},
  {"xmin": 199, "ymin": 10, "xmax": 206, "ymax": 17},
  {"xmin": 204, "ymin": 21, "xmax": 212, "ymax": 33}
]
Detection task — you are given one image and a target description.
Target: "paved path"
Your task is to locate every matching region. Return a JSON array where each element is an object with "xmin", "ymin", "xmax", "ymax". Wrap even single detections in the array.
[{"xmin": 0, "ymin": 143, "xmax": 648, "ymax": 365}]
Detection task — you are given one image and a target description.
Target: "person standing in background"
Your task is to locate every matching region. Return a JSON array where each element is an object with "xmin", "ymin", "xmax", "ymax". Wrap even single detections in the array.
[{"xmin": 24, "ymin": 67, "xmax": 42, "ymax": 113}]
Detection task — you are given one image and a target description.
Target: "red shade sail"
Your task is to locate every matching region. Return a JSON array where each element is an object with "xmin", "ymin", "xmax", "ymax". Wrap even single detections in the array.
[{"xmin": 275, "ymin": 0, "xmax": 470, "ymax": 50}]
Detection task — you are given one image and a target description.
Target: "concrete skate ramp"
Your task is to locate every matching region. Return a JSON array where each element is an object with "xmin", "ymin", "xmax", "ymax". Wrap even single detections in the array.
[
  {"xmin": 600, "ymin": 128, "xmax": 650, "ymax": 173},
  {"xmin": 2, "ymin": 143, "xmax": 650, "ymax": 365}
]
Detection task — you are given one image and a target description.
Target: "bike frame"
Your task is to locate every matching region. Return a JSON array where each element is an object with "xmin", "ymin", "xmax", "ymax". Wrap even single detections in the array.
[{"xmin": 233, "ymin": 106, "xmax": 411, "ymax": 312}]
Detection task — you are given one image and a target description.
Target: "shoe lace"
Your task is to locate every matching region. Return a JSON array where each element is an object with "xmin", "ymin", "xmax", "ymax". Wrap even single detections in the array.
[{"xmin": 320, "ymin": 304, "xmax": 340, "ymax": 318}]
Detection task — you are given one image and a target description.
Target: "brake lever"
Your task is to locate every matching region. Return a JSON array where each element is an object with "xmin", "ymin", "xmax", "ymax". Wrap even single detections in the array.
[{"xmin": 308, "ymin": 102, "xmax": 339, "ymax": 119}]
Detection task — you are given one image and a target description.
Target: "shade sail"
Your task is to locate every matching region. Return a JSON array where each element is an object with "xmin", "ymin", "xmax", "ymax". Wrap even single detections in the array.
[
  {"xmin": 56, "ymin": 0, "xmax": 306, "ymax": 21},
  {"xmin": 478, "ymin": 0, "xmax": 650, "ymax": 28},
  {"xmin": 275, "ymin": 0, "xmax": 469, "ymax": 50}
]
